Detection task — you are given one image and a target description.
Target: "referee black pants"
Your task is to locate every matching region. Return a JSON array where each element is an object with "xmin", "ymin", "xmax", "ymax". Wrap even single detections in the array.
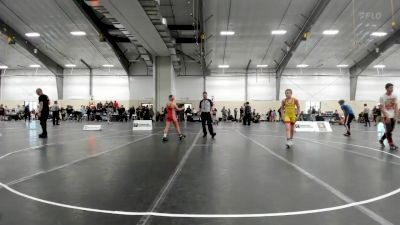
[
  {"xmin": 381, "ymin": 118, "xmax": 396, "ymax": 146},
  {"xmin": 40, "ymin": 113, "xmax": 49, "ymax": 135},
  {"xmin": 201, "ymin": 112, "xmax": 214, "ymax": 136}
]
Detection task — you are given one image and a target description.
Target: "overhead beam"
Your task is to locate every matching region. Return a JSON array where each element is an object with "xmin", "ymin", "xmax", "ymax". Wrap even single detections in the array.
[
  {"xmin": 198, "ymin": 0, "xmax": 209, "ymax": 77},
  {"xmin": 0, "ymin": 70, "xmax": 2, "ymax": 100},
  {"xmin": 100, "ymin": 0, "xmax": 170, "ymax": 56},
  {"xmin": 276, "ymin": 75, "xmax": 281, "ymax": 101},
  {"xmin": 349, "ymin": 28, "xmax": 400, "ymax": 100},
  {"xmin": 0, "ymin": 19, "xmax": 63, "ymax": 76},
  {"xmin": 168, "ymin": 25, "xmax": 200, "ymax": 30},
  {"xmin": 81, "ymin": 59, "xmax": 93, "ymax": 98},
  {"xmin": 245, "ymin": 59, "xmax": 251, "ymax": 101},
  {"xmin": 0, "ymin": 17, "xmax": 64, "ymax": 99},
  {"xmin": 108, "ymin": 36, "xmax": 131, "ymax": 43},
  {"xmin": 275, "ymin": 0, "xmax": 331, "ymax": 76},
  {"xmin": 73, "ymin": 0, "xmax": 130, "ymax": 74},
  {"xmin": 175, "ymin": 38, "xmax": 197, "ymax": 44}
]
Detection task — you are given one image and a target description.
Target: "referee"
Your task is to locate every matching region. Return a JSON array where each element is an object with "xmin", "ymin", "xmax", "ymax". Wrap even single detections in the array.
[{"xmin": 199, "ymin": 91, "xmax": 216, "ymax": 139}]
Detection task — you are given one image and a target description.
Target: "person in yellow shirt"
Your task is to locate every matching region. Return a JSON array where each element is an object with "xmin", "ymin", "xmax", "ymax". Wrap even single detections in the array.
[{"xmin": 281, "ymin": 89, "xmax": 300, "ymax": 148}]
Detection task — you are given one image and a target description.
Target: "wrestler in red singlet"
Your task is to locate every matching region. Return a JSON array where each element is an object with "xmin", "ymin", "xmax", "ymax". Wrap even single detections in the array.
[
  {"xmin": 162, "ymin": 95, "xmax": 185, "ymax": 142},
  {"xmin": 166, "ymin": 102, "xmax": 175, "ymax": 122}
]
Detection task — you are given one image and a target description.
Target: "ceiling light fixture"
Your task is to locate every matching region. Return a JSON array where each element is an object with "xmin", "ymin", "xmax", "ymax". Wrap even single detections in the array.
[
  {"xmin": 220, "ymin": 31, "xmax": 235, "ymax": 36},
  {"xmin": 29, "ymin": 64, "xmax": 41, "ymax": 68},
  {"xmin": 0, "ymin": 65, "xmax": 8, "ymax": 69},
  {"xmin": 218, "ymin": 65, "xmax": 229, "ymax": 68},
  {"xmin": 25, "ymin": 32, "xmax": 40, "ymax": 37},
  {"xmin": 296, "ymin": 64, "xmax": 309, "ymax": 68},
  {"xmin": 336, "ymin": 64, "xmax": 349, "ymax": 68},
  {"xmin": 70, "ymin": 31, "xmax": 87, "ymax": 36},
  {"xmin": 371, "ymin": 32, "xmax": 387, "ymax": 37},
  {"xmin": 373, "ymin": 65, "xmax": 386, "ymax": 68},
  {"xmin": 65, "ymin": 64, "xmax": 77, "ymax": 68},
  {"xmin": 162, "ymin": 18, "xmax": 167, "ymax": 25},
  {"xmin": 271, "ymin": 30, "xmax": 287, "ymax": 35},
  {"xmin": 102, "ymin": 64, "xmax": 114, "ymax": 68},
  {"xmin": 322, "ymin": 30, "xmax": 339, "ymax": 35},
  {"xmin": 257, "ymin": 65, "xmax": 268, "ymax": 68}
]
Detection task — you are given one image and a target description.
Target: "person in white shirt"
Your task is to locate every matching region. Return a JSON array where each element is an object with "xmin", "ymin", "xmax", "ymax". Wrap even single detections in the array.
[
  {"xmin": 379, "ymin": 83, "xmax": 398, "ymax": 150},
  {"xmin": 363, "ymin": 104, "xmax": 371, "ymax": 127},
  {"xmin": 51, "ymin": 101, "xmax": 60, "ymax": 125}
]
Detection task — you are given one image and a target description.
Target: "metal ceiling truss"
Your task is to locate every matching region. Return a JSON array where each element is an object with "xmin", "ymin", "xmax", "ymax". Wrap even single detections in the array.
[
  {"xmin": 0, "ymin": 18, "xmax": 63, "ymax": 75},
  {"xmin": 138, "ymin": 0, "xmax": 182, "ymax": 73},
  {"xmin": 86, "ymin": 1, "xmax": 154, "ymax": 74},
  {"xmin": 274, "ymin": 0, "xmax": 331, "ymax": 100},
  {"xmin": 349, "ymin": 28, "xmax": 400, "ymax": 100}
]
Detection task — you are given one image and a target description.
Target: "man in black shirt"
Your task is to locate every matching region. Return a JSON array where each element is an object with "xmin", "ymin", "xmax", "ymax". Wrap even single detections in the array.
[
  {"xmin": 199, "ymin": 92, "xmax": 216, "ymax": 138},
  {"xmin": 24, "ymin": 104, "xmax": 31, "ymax": 123},
  {"xmin": 36, "ymin": 88, "xmax": 50, "ymax": 138},
  {"xmin": 243, "ymin": 102, "xmax": 252, "ymax": 126}
]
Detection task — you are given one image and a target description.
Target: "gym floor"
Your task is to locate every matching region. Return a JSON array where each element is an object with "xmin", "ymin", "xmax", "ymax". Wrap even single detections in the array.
[{"xmin": 0, "ymin": 121, "xmax": 400, "ymax": 225}]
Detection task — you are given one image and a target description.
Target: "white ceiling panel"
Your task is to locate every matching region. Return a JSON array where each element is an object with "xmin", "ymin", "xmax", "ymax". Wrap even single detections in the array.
[{"xmin": 0, "ymin": 0, "xmax": 125, "ymax": 69}]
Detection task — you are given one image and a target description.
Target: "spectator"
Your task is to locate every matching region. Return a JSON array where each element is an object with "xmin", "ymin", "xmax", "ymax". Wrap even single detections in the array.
[
  {"xmin": 24, "ymin": 104, "xmax": 31, "ymax": 122},
  {"xmin": 278, "ymin": 107, "xmax": 282, "ymax": 122},
  {"xmin": 271, "ymin": 110, "xmax": 276, "ymax": 122},
  {"xmin": 60, "ymin": 107, "xmax": 66, "ymax": 120},
  {"xmin": 118, "ymin": 105, "xmax": 128, "ymax": 122},
  {"xmin": 160, "ymin": 107, "xmax": 165, "ymax": 122},
  {"xmin": 184, "ymin": 106, "xmax": 192, "ymax": 121},
  {"xmin": 240, "ymin": 106, "xmax": 244, "ymax": 121},
  {"xmin": 149, "ymin": 106, "xmax": 154, "ymax": 121},
  {"xmin": 221, "ymin": 106, "xmax": 227, "ymax": 121},
  {"xmin": 212, "ymin": 108, "xmax": 218, "ymax": 125},
  {"xmin": 143, "ymin": 106, "xmax": 150, "ymax": 120},
  {"xmin": 243, "ymin": 102, "xmax": 252, "ymax": 126},
  {"xmin": 0, "ymin": 104, "xmax": 4, "ymax": 121},
  {"xmin": 36, "ymin": 88, "xmax": 50, "ymax": 138},
  {"xmin": 253, "ymin": 113, "xmax": 261, "ymax": 123},
  {"xmin": 234, "ymin": 108, "xmax": 238, "ymax": 121},
  {"xmin": 129, "ymin": 106, "xmax": 135, "ymax": 120},
  {"xmin": 51, "ymin": 101, "xmax": 60, "ymax": 125},
  {"xmin": 113, "ymin": 101, "xmax": 119, "ymax": 112},
  {"xmin": 363, "ymin": 104, "xmax": 371, "ymax": 127}
]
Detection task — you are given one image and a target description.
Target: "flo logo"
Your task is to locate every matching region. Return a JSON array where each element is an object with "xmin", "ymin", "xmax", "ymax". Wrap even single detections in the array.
[{"xmin": 359, "ymin": 11, "xmax": 382, "ymax": 21}]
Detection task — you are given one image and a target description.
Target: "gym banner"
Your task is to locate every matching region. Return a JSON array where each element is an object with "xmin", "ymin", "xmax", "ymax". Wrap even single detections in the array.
[
  {"xmin": 295, "ymin": 121, "xmax": 332, "ymax": 132},
  {"xmin": 133, "ymin": 120, "xmax": 153, "ymax": 131}
]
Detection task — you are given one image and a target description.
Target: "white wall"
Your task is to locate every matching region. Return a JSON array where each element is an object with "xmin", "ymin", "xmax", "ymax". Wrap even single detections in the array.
[
  {"xmin": 128, "ymin": 76, "xmax": 153, "ymax": 100},
  {"xmin": 280, "ymin": 75, "xmax": 349, "ymax": 101},
  {"xmin": 1, "ymin": 69, "xmax": 58, "ymax": 102},
  {"xmin": 248, "ymin": 75, "xmax": 276, "ymax": 100},
  {"xmin": 206, "ymin": 76, "xmax": 245, "ymax": 101},
  {"xmin": 175, "ymin": 76, "xmax": 204, "ymax": 100},
  {"xmin": 356, "ymin": 76, "xmax": 400, "ymax": 101},
  {"xmin": 3, "ymin": 67, "xmax": 400, "ymax": 106},
  {"xmin": 92, "ymin": 76, "xmax": 130, "ymax": 100},
  {"xmin": 63, "ymin": 76, "xmax": 90, "ymax": 100}
]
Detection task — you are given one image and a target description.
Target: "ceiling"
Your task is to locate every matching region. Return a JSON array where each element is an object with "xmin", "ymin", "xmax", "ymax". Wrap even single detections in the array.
[
  {"xmin": 159, "ymin": 0, "xmax": 202, "ymax": 62},
  {"xmin": 0, "ymin": 0, "xmax": 132, "ymax": 69},
  {"xmin": 0, "ymin": 36, "xmax": 39, "ymax": 68},
  {"xmin": 288, "ymin": 0, "xmax": 400, "ymax": 70},
  {"xmin": 201, "ymin": 0, "xmax": 400, "ymax": 72},
  {"xmin": 1, "ymin": 0, "xmax": 400, "ymax": 73}
]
